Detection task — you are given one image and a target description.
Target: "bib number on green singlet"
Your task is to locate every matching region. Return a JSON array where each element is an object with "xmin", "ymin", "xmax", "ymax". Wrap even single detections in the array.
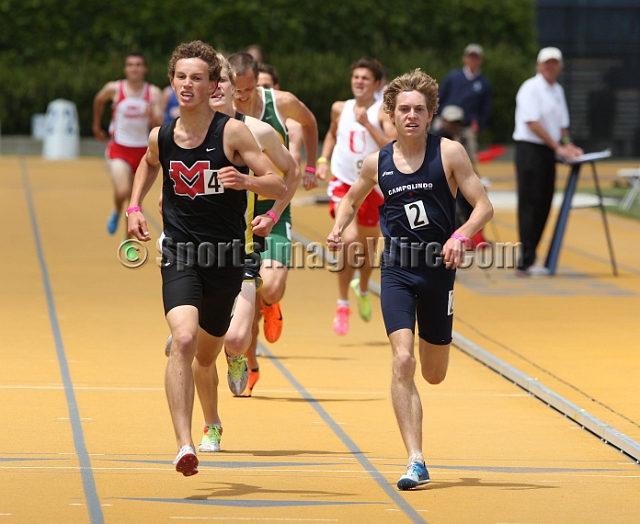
[
  {"xmin": 204, "ymin": 169, "xmax": 224, "ymax": 194},
  {"xmin": 404, "ymin": 200, "xmax": 429, "ymax": 229}
]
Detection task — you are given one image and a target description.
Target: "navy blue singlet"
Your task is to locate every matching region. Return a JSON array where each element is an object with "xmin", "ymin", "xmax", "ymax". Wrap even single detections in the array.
[{"xmin": 377, "ymin": 134, "xmax": 456, "ymax": 267}]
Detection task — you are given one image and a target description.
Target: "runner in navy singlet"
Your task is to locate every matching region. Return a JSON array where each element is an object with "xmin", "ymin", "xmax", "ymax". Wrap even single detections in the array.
[
  {"xmin": 327, "ymin": 69, "xmax": 493, "ymax": 490},
  {"xmin": 126, "ymin": 41, "xmax": 285, "ymax": 477}
]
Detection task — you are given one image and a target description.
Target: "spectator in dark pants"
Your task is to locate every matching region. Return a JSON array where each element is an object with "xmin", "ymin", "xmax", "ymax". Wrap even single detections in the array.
[
  {"xmin": 438, "ymin": 44, "xmax": 492, "ymax": 164},
  {"xmin": 512, "ymin": 47, "xmax": 583, "ymax": 276},
  {"xmin": 432, "ymin": 105, "xmax": 489, "ymax": 247}
]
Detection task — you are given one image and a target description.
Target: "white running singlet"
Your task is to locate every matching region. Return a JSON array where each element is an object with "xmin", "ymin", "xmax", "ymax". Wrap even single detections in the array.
[
  {"xmin": 330, "ymin": 99, "xmax": 383, "ymax": 185},
  {"xmin": 109, "ymin": 80, "xmax": 152, "ymax": 147}
]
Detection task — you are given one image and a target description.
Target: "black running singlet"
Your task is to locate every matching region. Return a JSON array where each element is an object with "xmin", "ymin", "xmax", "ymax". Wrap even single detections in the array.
[{"xmin": 158, "ymin": 112, "xmax": 248, "ymax": 246}]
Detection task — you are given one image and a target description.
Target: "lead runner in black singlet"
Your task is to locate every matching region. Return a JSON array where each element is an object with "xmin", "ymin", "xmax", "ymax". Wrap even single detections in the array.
[
  {"xmin": 127, "ymin": 41, "xmax": 285, "ymax": 477},
  {"xmin": 327, "ymin": 69, "xmax": 493, "ymax": 491}
]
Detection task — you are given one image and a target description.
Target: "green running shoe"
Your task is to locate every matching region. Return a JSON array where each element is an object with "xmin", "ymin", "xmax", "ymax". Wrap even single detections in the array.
[
  {"xmin": 350, "ymin": 278, "xmax": 372, "ymax": 322},
  {"xmin": 226, "ymin": 352, "xmax": 249, "ymax": 396},
  {"xmin": 198, "ymin": 424, "xmax": 222, "ymax": 452}
]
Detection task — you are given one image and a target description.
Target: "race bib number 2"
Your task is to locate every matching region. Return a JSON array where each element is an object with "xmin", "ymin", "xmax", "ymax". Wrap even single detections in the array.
[
  {"xmin": 404, "ymin": 200, "xmax": 429, "ymax": 229},
  {"xmin": 204, "ymin": 169, "xmax": 224, "ymax": 194}
]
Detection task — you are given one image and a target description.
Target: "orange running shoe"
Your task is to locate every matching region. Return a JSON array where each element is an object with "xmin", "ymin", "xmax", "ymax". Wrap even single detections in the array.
[
  {"xmin": 261, "ymin": 299, "xmax": 283, "ymax": 343},
  {"xmin": 236, "ymin": 368, "xmax": 260, "ymax": 397}
]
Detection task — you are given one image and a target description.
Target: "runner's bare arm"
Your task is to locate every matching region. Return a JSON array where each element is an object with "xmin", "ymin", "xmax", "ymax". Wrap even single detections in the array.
[
  {"xmin": 92, "ymin": 81, "xmax": 117, "ymax": 142},
  {"xmin": 149, "ymin": 85, "xmax": 165, "ymax": 127},
  {"xmin": 221, "ymin": 119, "xmax": 286, "ymax": 200},
  {"xmin": 275, "ymin": 90, "xmax": 319, "ymax": 180},
  {"xmin": 252, "ymin": 142, "xmax": 301, "ymax": 238},
  {"xmin": 327, "ymin": 152, "xmax": 379, "ymax": 251},
  {"xmin": 128, "ymin": 127, "xmax": 162, "ymax": 241},
  {"xmin": 316, "ymin": 101, "xmax": 344, "ymax": 182},
  {"xmin": 285, "ymin": 118, "xmax": 303, "ymax": 166},
  {"xmin": 440, "ymin": 139, "xmax": 494, "ymax": 268},
  {"xmin": 261, "ymin": 130, "xmax": 301, "ymax": 219},
  {"xmin": 379, "ymin": 104, "xmax": 398, "ymax": 142}
]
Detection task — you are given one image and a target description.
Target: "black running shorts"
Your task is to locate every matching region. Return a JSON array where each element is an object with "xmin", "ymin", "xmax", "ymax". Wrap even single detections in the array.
[{"xmin": 161, "ymin": 259, "xmax": 243, "ymax": 338}]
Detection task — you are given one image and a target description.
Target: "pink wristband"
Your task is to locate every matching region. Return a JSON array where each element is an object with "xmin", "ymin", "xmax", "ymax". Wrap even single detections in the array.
[
  {"xmin": 266, "ymin": 210, "xmax": 278, "ymax": 224},
  {"xmin": 126, "ymin": 206, "xmax": 141, "ymax": 217},
  {"xmin": 304, "ymin": 166, "xmax": 316, "ymax": 174},
  {"xmin": 450, "ymin": 233, "xmax": 469, "ymax": 244}
]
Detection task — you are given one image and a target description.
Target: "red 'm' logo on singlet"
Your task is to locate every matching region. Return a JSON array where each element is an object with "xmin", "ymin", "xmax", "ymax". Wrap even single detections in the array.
[
  {"xmin": 169, "ymin": 161, "xmax": 209, "ymax": 199},
  {"xmin": 349, "ymin": 131, "xmax": 367, "ymax": 154}
]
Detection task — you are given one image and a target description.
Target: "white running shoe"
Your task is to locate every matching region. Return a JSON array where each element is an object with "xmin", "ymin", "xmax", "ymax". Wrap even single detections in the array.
[{"xmin": 173, "ymin": 445, "xmax": 198, "ymax": 476}]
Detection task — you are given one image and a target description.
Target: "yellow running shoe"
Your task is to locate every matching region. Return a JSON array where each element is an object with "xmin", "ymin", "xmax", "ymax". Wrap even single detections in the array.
[{"xmin": 350, "ymin": 278, "xmax": 372, "ymax": 322}]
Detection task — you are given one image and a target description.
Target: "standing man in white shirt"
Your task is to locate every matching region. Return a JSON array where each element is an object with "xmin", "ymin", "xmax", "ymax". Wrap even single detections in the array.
[{"xmin": 512, "ymin": 47, "xmax": 583, "ymax": 276}]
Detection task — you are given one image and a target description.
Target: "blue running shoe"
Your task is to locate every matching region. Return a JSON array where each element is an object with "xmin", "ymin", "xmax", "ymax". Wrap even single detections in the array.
[
  {"xmin": 397, "ymin": 460, "xmax": 430, "ymax": 490},
  {"xmin": 107, "ymin": 210, "xmax": 119, "ymax": 235}
]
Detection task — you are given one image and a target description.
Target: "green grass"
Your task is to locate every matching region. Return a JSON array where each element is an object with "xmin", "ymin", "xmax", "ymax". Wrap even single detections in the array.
[{"xmin": 577, "ymin": 186, "xmax": 640, "ymax": 221}]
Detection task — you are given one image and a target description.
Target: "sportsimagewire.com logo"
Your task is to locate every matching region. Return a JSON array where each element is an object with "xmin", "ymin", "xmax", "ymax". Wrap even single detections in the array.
[{"xmin": 117, "ymin": 237, "xmax": 522, "ymax": 272}]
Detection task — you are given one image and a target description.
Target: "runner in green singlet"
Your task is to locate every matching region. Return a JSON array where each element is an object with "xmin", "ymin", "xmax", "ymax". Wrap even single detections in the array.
[{"xmin": 228, "ymin": 52, "xmax": 320, "ymax": 383}]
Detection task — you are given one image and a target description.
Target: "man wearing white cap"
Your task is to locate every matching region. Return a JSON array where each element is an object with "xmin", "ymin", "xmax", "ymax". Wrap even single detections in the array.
[
  {"xmin": 512, "ymin": 47, "xmax": 583, "ymax": 276},
  {"xmin": 438, "ymin": 44, "xmax": 493, "ymax": 163}
]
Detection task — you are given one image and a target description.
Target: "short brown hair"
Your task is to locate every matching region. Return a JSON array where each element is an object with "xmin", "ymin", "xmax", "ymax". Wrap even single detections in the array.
[
  {"xmin": 258, "ymin": 63, "xmax": 279, "ymax": 86},
  {"xmin": 168, "ymin": 41, "xmax": 221, "ymax": 81},
  {"xmin": 383, "ymin": 69, "xmax": 439, "ymax": 115},
  {"xmin": 227, "ymin": 52, "xmax": 259, "ymax": 78},
  {"xmin": 351, "ymin": 57, "xmax": 384, "ymax": 82},
  {"xmin": 125, "ymin": 52, "xmax": 146, "ymax": 66}
]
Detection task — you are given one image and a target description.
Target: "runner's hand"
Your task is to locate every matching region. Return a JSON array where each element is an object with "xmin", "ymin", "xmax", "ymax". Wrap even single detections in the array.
[
  {"xmin": 316, "ymin": 163, "xmax": 329, "ymax": 181},
  {"xmin": 302, "ymin": 170, "xmax": 318, "ymax": 191},
  {"xmin": 217, "ymin": 166, "xmax": 247, "ymax": 190},
  {"xmin": 251, "ymin": 214, "xmax": 275, "ymax": 238},
  {"xmin": 442, "ymin": 237, "xmax": 466, "ymax": 269},
  {"xmin": 327, "ymin": 227, "xmax": 343, "ymax": 252},
  {"xmin": 128, "ymin": 212, "xmax": 150, "ymax": 242}
]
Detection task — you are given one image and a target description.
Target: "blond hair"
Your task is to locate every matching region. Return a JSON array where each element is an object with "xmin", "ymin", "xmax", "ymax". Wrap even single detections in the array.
[
  {"xmin": 217, "ymin": 53, "xmax": 236, "ymax": 86},
  {"xmin": 383, "ymin": 69, "xmax": 439, "ymax": 116}
]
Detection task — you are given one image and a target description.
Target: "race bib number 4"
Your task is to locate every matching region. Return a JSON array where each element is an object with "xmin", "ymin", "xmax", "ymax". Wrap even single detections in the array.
[
  {"xmin": 204, "ymin": 169, "xmax": 224, "ymax": 194},
  {"xmin": 404, "ymin": 200, "xmax": 429, "ymax": 229}
]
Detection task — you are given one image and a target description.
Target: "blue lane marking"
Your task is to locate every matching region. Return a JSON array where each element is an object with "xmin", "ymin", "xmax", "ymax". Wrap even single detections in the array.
[
  {"xmin": 259, "ymin": 343, "xmax": 428, "ymax": 524},
  {"xmin": 20, "ymin": 159, "xmax": 104, "ymax": 524},
  {"xmin": 120, "ymin": 498, "xmax": 382, "ymax": 508}
]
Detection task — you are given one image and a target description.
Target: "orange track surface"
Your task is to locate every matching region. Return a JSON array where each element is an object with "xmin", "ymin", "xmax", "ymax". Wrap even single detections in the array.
[{"xmin": 1, "ymin": 156, "xmax": 639, "ymax": 523}]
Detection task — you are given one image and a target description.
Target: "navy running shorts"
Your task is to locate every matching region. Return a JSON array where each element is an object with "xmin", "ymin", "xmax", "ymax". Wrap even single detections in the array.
[{"xmin": 380, "ymin": 263, "xmax": 456, "ymax": 345}]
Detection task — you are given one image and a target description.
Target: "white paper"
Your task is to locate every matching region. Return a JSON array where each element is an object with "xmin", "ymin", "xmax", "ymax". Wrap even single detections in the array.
[{"xmin": 562, "ymin": 149, "xmax": 612, "ymax": 164}]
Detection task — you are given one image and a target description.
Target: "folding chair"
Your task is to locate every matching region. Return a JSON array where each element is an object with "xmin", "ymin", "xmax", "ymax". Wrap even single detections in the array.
[{"xmin": 618, "ymin": 167, "xmax": 640, "ymax": 211}]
